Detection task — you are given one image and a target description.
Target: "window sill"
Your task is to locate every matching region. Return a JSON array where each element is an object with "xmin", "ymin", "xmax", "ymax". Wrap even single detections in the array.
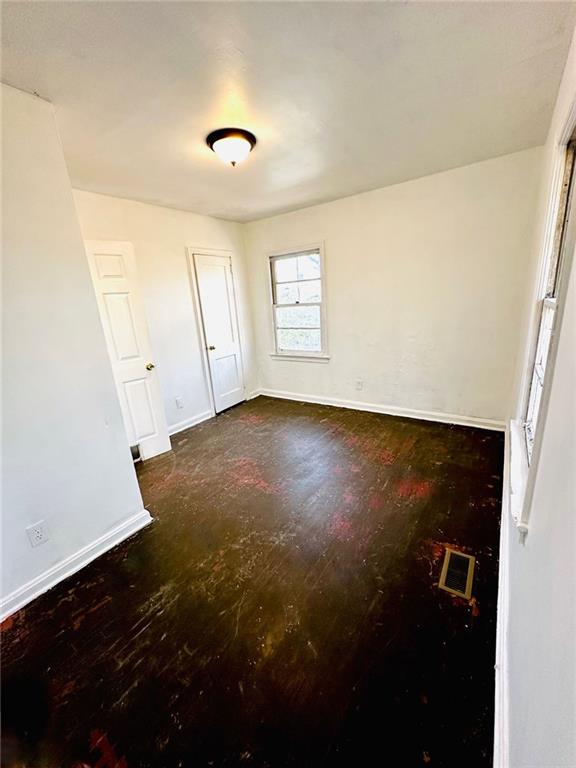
[{"xmin": 269, "ymin": 352, "xmax": 331, "ymax": 363}]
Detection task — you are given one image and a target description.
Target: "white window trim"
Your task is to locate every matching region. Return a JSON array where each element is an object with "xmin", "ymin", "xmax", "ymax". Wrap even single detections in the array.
[
  {"xmin": 509, "ymin": 95, "xmax": 576, "ymax": 536},
  {"xmin": 267, "ymin": 242, "xmax": 329, "ymax": 360}
]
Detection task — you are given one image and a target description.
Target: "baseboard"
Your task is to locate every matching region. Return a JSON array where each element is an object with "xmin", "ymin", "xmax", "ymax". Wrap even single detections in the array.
[
  {"xmin": 254, "ymin": 388, "xmax": 506, "ymax": 431},
  {"xmin": 0, "ymin": 509, "xmax": 153, "ymax": 621},
  {"xmin": 168, "ymin": 409, "xmax": 214, "ymax": 436},
  {"xmin": 493, "ymin": 427, "xmax": 511, "ymax": 767}
]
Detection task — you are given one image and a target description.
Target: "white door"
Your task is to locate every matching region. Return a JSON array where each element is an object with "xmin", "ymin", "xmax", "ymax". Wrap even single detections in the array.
[
  {"xmin": 85, "ymin": 240, "xmax": 171, "ymax": 460},
  {"xmin": 193, "ymin": 253, "xmax": 245, "ymax": 413}
]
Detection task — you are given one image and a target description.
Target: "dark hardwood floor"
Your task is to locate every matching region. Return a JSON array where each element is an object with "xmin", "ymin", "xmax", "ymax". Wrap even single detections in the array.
[{"xmin": 1, "ymin": 396, "xmax": 503, "ymax": 767}]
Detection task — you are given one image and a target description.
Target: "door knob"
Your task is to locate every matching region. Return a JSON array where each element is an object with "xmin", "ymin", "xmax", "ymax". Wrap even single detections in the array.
[
  {"xmin": 145, "ymin": 362, "xmax": 155, "ymax": 371},
  {"xmin": 208, "ymin": 345, "xmax": 216, "ymax": 351}
]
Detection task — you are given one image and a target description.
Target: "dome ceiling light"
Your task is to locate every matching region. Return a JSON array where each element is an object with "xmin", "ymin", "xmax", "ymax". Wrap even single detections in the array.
[{"xmin": 206, "ymin": 127, "xmax": 257, "ymax": 167}]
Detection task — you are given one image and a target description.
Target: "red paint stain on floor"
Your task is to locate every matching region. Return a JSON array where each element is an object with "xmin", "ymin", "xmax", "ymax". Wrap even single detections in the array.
[
  {"xmin": 230, "ymin": 458, "xmax": 279, "ymax": 494},
  {"xmin": 342, "ymin": 487, "xmax": 356, "ymax": 505},
  {"xmin": 469, "ymin": 597, "xmax": 480, "ymax": 617},
  {"xmin": 72, "ymin": 615, "xmax": 84, "ymax": 631},
  {"xmin": 368, "ymin": 492, "xmax": 383, "ymax": 512},
  {"xmin": 87, "ymin": 730, "xmax": 128, "ymax": 768},
  {"xmin": 426, "ymin": 539, "xmax": 449, "ymax": 564},
  {"xmin": 375, "ymin": 448, "xmax": 395, "ymax": 465},
  {"xmin": 396, "ymin": 478, "xmax": 433, "ymax": 501},
  {"xmin": 238, "ymin": 413, "xmax": 265, "ymax": 425},
  {"xmin": 0, "ymin": 614, "xmax": 15, "ymax": 633},
  {"xmin": 1, "ymin": 610, "xmax": 28, "ymax": 642},
  {"xmin": 328, "ymin": 513, "xmax": 353, "ymax": 541},
  {"xmin": 341, "ymin": 431, "xmax": 397, "ymax": 467},
  {"xmin": 425, "ymin": 539, "xmax": 472, "ymax": 562},
  {"xmin": 58, "ymin": 679, "xmax": 77, "ymax": 700},
  {"xmin": 72, "ymin": 596, "xmax": 113, "ymax": 631}
]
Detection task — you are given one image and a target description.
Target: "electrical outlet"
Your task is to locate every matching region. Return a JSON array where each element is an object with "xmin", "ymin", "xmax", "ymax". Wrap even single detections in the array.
[
  {"xmin": 26, "ymin": 520, "xmax": 49, "ymax": 548},
  {"xmin": 355, "ymin": 378, "xmax": 364, "ymax": 392},
  {"xmin": 175, "ymin": 396, "xmax": 184, "ymax": 410}
]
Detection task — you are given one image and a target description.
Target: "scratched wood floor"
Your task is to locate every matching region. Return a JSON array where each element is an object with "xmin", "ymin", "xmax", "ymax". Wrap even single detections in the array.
[{"xmin": 2, "ymin": 396, "xmax": 503, "ymax": 767}]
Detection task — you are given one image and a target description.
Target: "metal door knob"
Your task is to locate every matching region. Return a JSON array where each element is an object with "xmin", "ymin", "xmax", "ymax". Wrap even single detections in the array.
[
  {"xmin": 208, "ymin": 345, "xmax": 216, "ymax": 351},
  {"xmin": 145, "ymin": 362, "xmax": 155, "ymax": 371}
]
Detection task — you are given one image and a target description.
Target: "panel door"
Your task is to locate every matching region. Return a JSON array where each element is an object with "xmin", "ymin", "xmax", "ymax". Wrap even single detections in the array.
[
  {"xmin": 194, "ymin": 254, "xmax": 245, "ymax": 413},
  {"xmin": 85, "ymin": 240, "xmax": 171, "ymax": 460}
]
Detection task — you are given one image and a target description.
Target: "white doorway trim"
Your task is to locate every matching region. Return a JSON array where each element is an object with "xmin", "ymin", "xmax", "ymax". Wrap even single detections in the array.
[{"xmin": 186, "ymin": 247, "xmax": 246, "ymax": 414}]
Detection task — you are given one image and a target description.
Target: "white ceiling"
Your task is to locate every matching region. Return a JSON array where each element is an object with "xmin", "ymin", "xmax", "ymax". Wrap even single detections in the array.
[{"xmin": 2, "ymin": 2, "xmax": 576, "ymax": 222}]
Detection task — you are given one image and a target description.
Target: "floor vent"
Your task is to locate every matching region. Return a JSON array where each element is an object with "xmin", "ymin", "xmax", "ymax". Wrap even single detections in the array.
[{"xmin": 438, "ymin": 548, "xmax": 475, "ymax": 599}]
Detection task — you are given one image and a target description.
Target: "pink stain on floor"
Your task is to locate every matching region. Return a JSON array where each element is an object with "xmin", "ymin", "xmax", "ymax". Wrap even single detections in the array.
[
  {"xmin": 333, "ymin": 463, "xmax": 361, "ymax": 477},
  {"xmin": 238, "ymin": 413, "xmax": 265, "ymax": 426},
  {"xmin": 368, "ymin": 492, "xmax": 383, "ymax": 512},
  {"xmin": 342, "ymin": 432, "xmax": 397, "ymax": 467},
  {"xmin": 342, "ymin": 487, "xmax": 356, "ymax": 505},
  {"xmin": 328, "ymin": 513, "xmax": 353, "ymax": 541},
  {"xmin": 375, "ymin": 448, "xmax": 395, "ymax": 466},
  {"xmin": 230, "ymin": 458, "xmax": 279, "ymax": 494},
  {"xmin": 396, "ymin": 478, "xmax": 433, "ymax": 501}
]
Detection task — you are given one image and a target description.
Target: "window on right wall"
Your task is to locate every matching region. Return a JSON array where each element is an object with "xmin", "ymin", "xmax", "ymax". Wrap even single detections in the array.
[
  {"xmin": 524, "ymin": 138, "xmax": 576, "ymax": 462},
  {"xmin": 269, "ymin": 248, "xmax": 326, "ymax": 356}
]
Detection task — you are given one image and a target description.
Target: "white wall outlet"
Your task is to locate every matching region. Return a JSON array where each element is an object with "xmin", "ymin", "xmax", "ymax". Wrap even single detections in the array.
[
  {"xmin": 355, "ymin": 378, "xmax": 364, "ymax": 392},
  {"xmin": 26, "ymin": 520, "xmax": 49, "ymax": 548},
  {"xmin": 175, "ymin": 396, "xmax": 184, "ymax": 410}
]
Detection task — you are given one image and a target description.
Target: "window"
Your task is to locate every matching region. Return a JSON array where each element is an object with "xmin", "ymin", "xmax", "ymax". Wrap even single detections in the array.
[
  {"xmin": 524, "ymin": 139, "xmax": 576, "ymax": 462},
  {"xmin": 269, "ymin": 248, "xmax": 325, "ymax": 356}
]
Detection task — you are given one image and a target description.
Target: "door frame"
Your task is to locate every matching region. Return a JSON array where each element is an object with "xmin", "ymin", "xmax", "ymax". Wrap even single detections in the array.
[{"xmin": 186, "ymin": 247, "xmax": 246, "ymax": 414}]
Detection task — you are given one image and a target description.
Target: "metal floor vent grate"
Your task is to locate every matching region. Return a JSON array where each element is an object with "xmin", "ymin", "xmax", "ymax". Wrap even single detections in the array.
[{"xmin": 438, "ymin": 548, "xmax": 475, "ymax": 599}]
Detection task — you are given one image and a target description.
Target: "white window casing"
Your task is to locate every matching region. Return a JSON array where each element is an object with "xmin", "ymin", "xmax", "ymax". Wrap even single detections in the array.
[{"xmin": 268, "ymin": 245, "xmax": 328, "ymax": 360}]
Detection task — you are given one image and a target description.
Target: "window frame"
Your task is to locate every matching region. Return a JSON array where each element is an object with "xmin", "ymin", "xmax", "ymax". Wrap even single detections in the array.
[
  {"xmin": 523, "ymin": 139, "xmax": 576, "ymax": 464},
  {"xmin": 510, "ymin": 114, "xmax": 576, "ymax": 532},
  {"xmin": 267, "ymin": 243, "xmax": 329, "ymax": 360}
]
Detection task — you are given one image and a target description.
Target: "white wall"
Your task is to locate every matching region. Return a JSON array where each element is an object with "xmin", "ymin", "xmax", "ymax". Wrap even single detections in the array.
[
  {"xmin": 1, "ymin": 85, "xmax": 146, "ymax": 613},
  {"xmin": 508, "ymin": 266, "xmax": 575, "ymax": 768},
  {"xmin": 505, "ymin": 28, "xmax": 576, "ymax": 768},
  {"xmin": 72, "ymin": 191, "xmax": 255, "ymax": 433},
  {"xmin": 244, "ymin": 148, "xmax": 542, "ymax": 425}
]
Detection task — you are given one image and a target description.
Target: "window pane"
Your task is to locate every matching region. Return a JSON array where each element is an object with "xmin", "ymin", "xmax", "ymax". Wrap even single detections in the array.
[
  {"xmin": 298, "ymin": 280, "xmax": 321, "ymax": 303},
  {"xmin": 297, "ymin": 252, "xmax": 321, "ymax": 280},
  {"xmin": 275, "ymin": 305, "xmax": 320, "ymax": 328},
  {"xmin": 274, "ymin": 257, "xmax": 298, "ymax": 283},
  {"xmin": 275, "ymin": 282, "xmax": 299, "ymax": 305},
  {"xmin": 277, "ymin": 328, "xmax": 322, "ymax": 352}
]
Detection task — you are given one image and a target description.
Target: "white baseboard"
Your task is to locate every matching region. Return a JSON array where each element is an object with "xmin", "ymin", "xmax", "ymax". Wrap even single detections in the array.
[
  {"xmin": 168, "ymin": 409, "xmax": 214, "ymax": 436},
  {"xmin": 253, "ymin": 388, "xmax": 506, "ymax": 431},
  {"xmin": 0, "ymin": 509, "xmax": 153, "ymax": 621},
  {"xmin": 494, "ymin": 427, "xmax": 511, "ymax": 767}
]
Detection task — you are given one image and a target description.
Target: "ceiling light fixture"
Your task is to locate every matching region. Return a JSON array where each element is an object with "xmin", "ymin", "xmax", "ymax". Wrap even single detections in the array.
[{"xmin": 206, "ymin": 127, "xmax": 257, "ymax": 167}]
